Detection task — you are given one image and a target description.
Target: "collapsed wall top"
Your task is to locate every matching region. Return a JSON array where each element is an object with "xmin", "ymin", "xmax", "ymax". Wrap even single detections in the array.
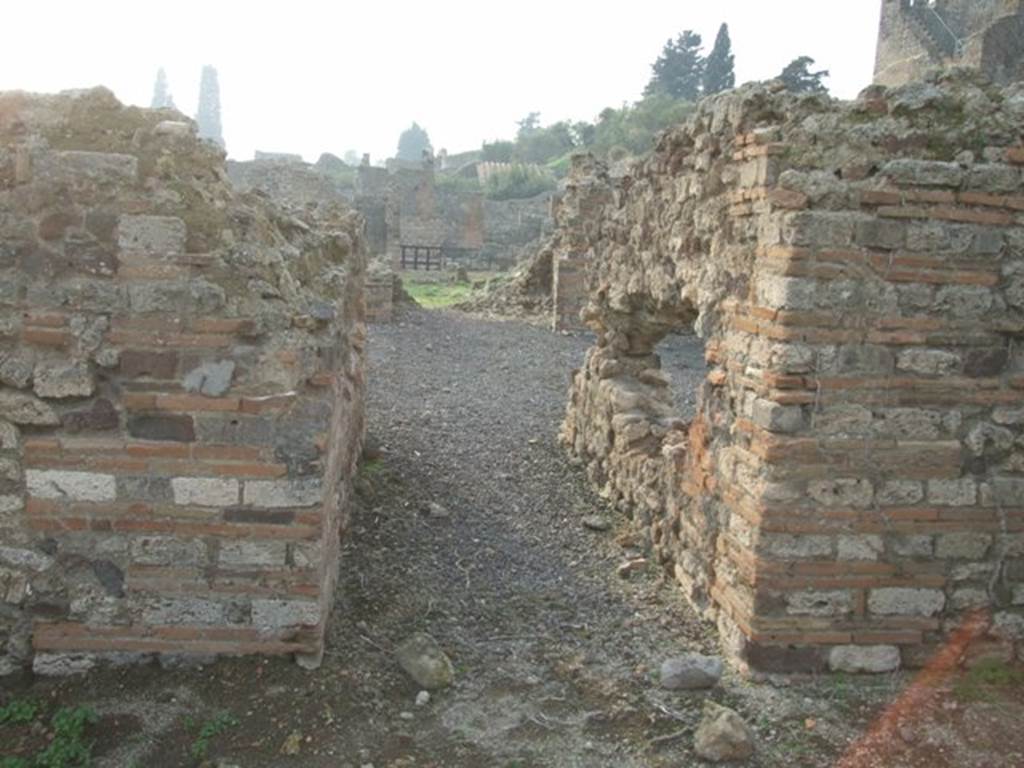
[{"xmin": 0, "ymin": 87, "xmax": 367, "ymax": 675}]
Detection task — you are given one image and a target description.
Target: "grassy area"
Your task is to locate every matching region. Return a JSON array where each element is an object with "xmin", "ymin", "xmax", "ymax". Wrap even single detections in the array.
[{"xmin": 404, "ymin": 280, "xmax": 474, "ymax": 308}]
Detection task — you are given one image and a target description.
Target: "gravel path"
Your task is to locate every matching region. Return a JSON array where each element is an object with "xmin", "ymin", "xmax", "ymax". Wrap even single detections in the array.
[{"xmin": 329, "ymin": 308, "xmax": 715, "ymax": 766}]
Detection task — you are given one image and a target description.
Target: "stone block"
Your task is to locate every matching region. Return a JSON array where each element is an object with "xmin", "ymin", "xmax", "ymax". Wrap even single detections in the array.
[
  {"xmin": 751, "ymin": 398, "xmax": 804, "ymax": 433},
  {"xmin": 828, "ymin": 645, "xmax": 900, "ymax": 673},
  {"xmin": 119, "ymin": 350, "xmax": 178, "ymax": 379},
  {"xmin": 838, "ymin": 535, "xmax": 884, "ymax": 561},
  {"xmin": 881, "ymin": 159, "xmax": 963, "ymax": 187},
  {"xmin": 130, "ymin": 536, "xmax": 206, "ymax": 566},
  {"xmin": 117, "ymin": 215, "xmax": 186, "ymax": 255},
  {"xmin": 763, "ymin": 534, "xmax": 833, "ymax": 559},
  {"xmin": 219, "ymin": 540, "xmax": 287, "ymax": 568},
  {"xmin": 25, "ymin": 469, "xmax": 116, "ymax": 502},
  {"xmin": 127, "ymin": 414, "xmax": 195, "ymax": 442},
  {"xmin": 0, "ymin": 353, "xmax": 34, "ymax": 389},
  {"xmin": 62, "ymin": 398, "xmax": 119, "ymax": 432},
  {"xmin": 182, "ymin": 360, "xmax": 235, "ymax": 397},
  {"xmin": 0, "ymin": 420, "xmax": 19, "ymax": 451},
  {"xmin": 927, "ymin": 479, "xmax": 977, "ymax": 506},
  {"xmin": 170, "ymin": 477, "xmax": 239, "ymax": 507},
  {"xmin": 807, "ymin": 478, "xmax": 873, "ymax": 509},
  {"xmin": 32, "ymin": 361, "xmax": 94, "ymax": 399},
  {"xmin": 891, "ymin": 535, "xmax": 933, "ymax": 557},
  {"xmin": 935, "ymin": 532, "xmax": 991, "ymax": 560},
  {"xmin": 0, "ymin": 391, "xmax": 60, "ymax": 425},
  {"xmin": 0, "ymin": 545, "xmax": 54, "ymax": 572},
  {"xmin": 876, "ymin": 481, "xmax": 925, "ymax": 505},
  {"xmin": 128, "ymin": 280, "xmax": 225, "ymax": 314},
  {"xmin": 868, "ymin": 588, "xmax": 945, "ymax": 616},
  {"xmin": 856, "ymin": 219, "xmax": 905, "ymax": 250},
  {"xmin": 251, "ymin": 599, "xmax": 320, "ymax": 629},
  {"xmin": 243, "ymin": 478, "xmax": 322, "ymax": 508},
  {"xmin": 896, "ymin": 348, "xmax": 961, "ymax": 376},
  {"xmin": 785, "ymin": 590, "xmax": 853, "ymax": 617},
  {"xmin": 141, "ymin": 597, "xmax": 226, "ymax": 625}
]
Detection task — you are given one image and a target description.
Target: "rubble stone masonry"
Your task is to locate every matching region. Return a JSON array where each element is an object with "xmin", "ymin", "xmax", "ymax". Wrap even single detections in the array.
[
  {"xmin": 0, "ymin": 88, "xmax": 366, "ymax": 674},
  {"xmin": 561, "ymin": 72, "xmax": 1024, "ymax": 673}
]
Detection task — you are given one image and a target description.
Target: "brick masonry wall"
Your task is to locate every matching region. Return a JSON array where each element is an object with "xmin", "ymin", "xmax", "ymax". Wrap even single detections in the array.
[
  {"xmin": 0, "ymin": 88, "xmax": 366, "ymax": 675},
  {"xmin": 561, "ymin": 72, "xmax": 1024, "ymax": 673}
]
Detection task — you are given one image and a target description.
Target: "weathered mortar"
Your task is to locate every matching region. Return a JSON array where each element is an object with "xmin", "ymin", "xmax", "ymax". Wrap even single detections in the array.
[
  {"xmin": 0, "ymin": 88, "xmax": 366, "ymax": 674},
  {"xmin": 560, "ymin": 71, "xmax": 1024, "ymax": 673}
]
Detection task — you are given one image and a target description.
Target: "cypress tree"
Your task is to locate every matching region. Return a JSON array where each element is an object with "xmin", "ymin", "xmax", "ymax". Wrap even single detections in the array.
[
  {"xmin": 150, "ymin": 67, "xmax": 176, "ymax": 110},
  {"xmin": 703, "ymin": 24, "xmax": 736, "ymax": 96},
  {"xmin": 195, "ymin": 65, "xmax": 225, "ymax": 148},
  {"xmin": 644, "ymin": 31, "xmax": 705, "ymax": 102}
]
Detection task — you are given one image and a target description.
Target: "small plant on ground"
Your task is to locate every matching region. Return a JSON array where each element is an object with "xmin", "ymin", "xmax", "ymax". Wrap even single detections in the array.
[
  {"xmin": 0, "ymin": 705, "xmax": 98, "ymax": 768},
  {"xmin": 189, "ymin": 711, "xmax": 239, "ymax": 761},
  {"xmin": 404, "ymin": 279, "xmax": 474, "ymax": 309},
  {"xmin": 953, "ymin": 658, "xmax": 1024, "ymax": 702},
  {"xmin": 0, "ymin": 699, "xmax": 39, "ymax": 726}
]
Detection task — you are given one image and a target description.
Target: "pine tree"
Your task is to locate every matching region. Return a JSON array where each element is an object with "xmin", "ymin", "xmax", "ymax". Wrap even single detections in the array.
[
  {"xmin": 778, "ymin": 56, "xmax": 830, "ymax": 94},
  {"xmin": 396, "ymin": 123, "xmax": 433, "ymax": 162},
  {"xmin": 150, "ymin": 67, "xmax": 176, "ymax": 110},
  {"xmin": 703, "ymin": 24, "xmax": 736, "ymax": 96},
  {"xmin": 195, "ymin": 65, "xmax": 225, "ymax": 149},
  {"xmin": 644, "ymin": 31, "xmax": 705, "ymax": 102}
]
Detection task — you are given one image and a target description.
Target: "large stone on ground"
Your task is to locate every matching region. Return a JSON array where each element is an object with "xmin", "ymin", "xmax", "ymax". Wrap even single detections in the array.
[
  {"xmin": 395, "ymin": 633, "xmax": 454, "ymax": 690},
  {"xmin": 694, "ymin": 701, "xmax": 755, "ymax": 762},
  {"xmin": 659, "ymin": 653, "xmax": 724, "ymax": 690}
]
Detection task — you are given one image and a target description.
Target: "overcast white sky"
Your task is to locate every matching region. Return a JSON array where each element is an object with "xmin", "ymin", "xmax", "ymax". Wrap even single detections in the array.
[{"xmin": 1, "ymin": 1, "xmax": 880, "ymax": 163}]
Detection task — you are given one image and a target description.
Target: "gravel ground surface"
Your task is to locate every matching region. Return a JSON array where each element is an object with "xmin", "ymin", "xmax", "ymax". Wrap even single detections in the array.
[{"xmin": 4, "ymin": 308, "xmax": 1023, "ymax": 768}]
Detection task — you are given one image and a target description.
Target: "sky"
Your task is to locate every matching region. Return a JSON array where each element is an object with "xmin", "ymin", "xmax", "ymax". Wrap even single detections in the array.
[{"xmin": 0, "ymin": 1, "xmax": 881, "ymax": 163}]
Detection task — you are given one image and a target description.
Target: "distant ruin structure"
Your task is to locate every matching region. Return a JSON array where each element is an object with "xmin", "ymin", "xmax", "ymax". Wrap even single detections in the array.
[
  {"xmin": 561, "ymin": 72, "xmax": 1024, "ymax": 673},
  {"xmin": 0, "ymin": 89, "xmax": 366, "ymax": 674},
  {"xmin": 875, "ymin": 0, "xmax": 1024, "ymax": 86}
]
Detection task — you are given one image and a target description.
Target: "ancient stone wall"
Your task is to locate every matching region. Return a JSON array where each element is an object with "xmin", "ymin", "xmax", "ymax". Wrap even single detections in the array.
[
  {"xmin": 0, "ymin": 88, "xmax": 366, "ymax": 674},
  {"xmin": 875, "ymin": 0, "xmax": 1024, "ymax": 87},
  {"xmin": 561, "ymin": 73, "xmax": 1024, "ymax": 673}
]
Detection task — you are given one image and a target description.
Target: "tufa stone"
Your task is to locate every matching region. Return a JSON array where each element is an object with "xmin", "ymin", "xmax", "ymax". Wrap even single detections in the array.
[
  {"xmin": 182, "ymin": 360, "xmax": 235, "ymax": 397},
  {"xmin": 32, "ymin": 361, "xmax": 95, "ymax": 399},
  {"xmin": 0, "ymin": 390, "xmax": 60, "ymax": 425},
  {"xmin": 395, "ymin": 633, "xmax": 454, "ymax": 690},
  {"xmin": 659, "ymin": 653, "xmax": 723, "ymax": 690},
  {"xmin": 694, "ymin": 701, "xmax": 755, "ymax": 762}
]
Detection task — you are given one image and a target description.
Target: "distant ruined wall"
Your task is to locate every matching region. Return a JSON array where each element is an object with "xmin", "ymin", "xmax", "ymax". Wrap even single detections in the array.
[
  {"xmin": 875, "ymin": 0, "xmax": 1024, "ymax": 87},
  {"xmin": 227, "ymin": 158, "xmax": 351, "ymax": 209},
  {"xmin": 0, "ymin": 89, "xmax": 367, "ymax": 675},
  {"xmin": 561, "ymin": 73, "xmax": 1024, "ymax": 674},
  {"xmin": 483, "ymin": 193, "xmax": 553, "ymax": 269}
]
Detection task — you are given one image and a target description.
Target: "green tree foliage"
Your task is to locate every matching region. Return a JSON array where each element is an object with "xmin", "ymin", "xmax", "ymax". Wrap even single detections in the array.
[
  {"xmin": 396, "ymin": 122, "xmax": 433, "ymax": 161},
  {"xmin": 483, "ymin": 165, "xmax": 556, "ymax": 201},
  {"xmin": 516, "ymin": 112, "xmax": 542, "ymax": 139},
  {"xmin": 587, "ymin": 94, "xmax": 694, "ymax": 158},
  {"xmin": 644, "ymin": 30, "xmax": 705, "ymax": 101},
  {"xmin": 150, "ymin": 67, "xmax": 176, "ymax": 110},
  {"xmin": 481, "ymin": 140, "xmax": 515, "ymax": 162},
  {"xmin": 195, "ymin": 65, "xmax": 224, "ymax": 148},
  {"xmin": 703, "ymin": 24, "xmax": 736, "ymax": 95},
  {"xmin": 515, "ymin": 121, "xmax": 576, "ymax": 164},
  {"xmin": 778, "ymin": 56, "xmax": 830, "ymax": 94}
]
